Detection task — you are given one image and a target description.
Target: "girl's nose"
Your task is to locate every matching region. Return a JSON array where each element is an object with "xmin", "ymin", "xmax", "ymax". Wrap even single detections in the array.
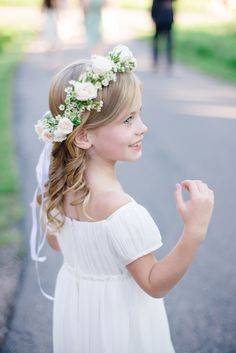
[
  {"xmin": 142, "ymin": 122, "xmax": 148, "ymax": 133},
  {"xmin": 136, "ymin": 118, "xmax": 148, "ymax": 135}
]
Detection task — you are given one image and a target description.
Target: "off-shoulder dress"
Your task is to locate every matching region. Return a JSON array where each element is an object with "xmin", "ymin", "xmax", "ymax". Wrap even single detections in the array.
[{"xmin": 53, "ymin": 196, "xmax": 175, "ymax": 353}]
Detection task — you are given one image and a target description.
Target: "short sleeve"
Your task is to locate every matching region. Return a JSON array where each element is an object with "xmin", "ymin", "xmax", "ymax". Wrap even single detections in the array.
[{"xmin": 107, "ymin": 202, "xmax": 163, "ymax": 266}]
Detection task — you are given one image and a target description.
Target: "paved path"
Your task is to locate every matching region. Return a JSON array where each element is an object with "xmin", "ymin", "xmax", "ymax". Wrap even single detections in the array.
[{"xmin": 1, "ymin": 26, "xmax": 236, "ymax": 353}]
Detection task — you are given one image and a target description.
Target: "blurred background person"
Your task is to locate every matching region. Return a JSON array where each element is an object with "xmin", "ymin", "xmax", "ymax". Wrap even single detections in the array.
[
  {"xmin": 80, "ymin": 0, "xmax": 106, "ymax": 54},
  {"xmin": 151, "ymin": 0, "xmax": 175, "ymax": 70},
  {"xmin": 42, "ymin": 0, "xmax": 60, "ymax": 51}
]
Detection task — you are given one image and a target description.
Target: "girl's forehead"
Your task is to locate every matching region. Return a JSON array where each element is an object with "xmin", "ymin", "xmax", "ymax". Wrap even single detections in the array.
[
  {"xmin": 102, "ymin": 86, "xmax": 142, "ymax": 127},
  {"xmin": 123, "ymin": 89, "xmax": 142, "ymax": 115}
]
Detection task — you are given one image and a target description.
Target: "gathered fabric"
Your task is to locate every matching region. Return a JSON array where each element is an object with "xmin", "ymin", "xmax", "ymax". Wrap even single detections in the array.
[{"xmin": 53, "ymin": 197, "xmax": 175, "ymax": 353}]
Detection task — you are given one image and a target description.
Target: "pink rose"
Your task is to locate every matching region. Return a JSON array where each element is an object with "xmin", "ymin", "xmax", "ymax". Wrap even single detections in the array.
[
  {"xmin": 41, "ymin": 130, "xmax": 54, "ymax": 142},
  {"xmin": 34, "ymin": 120, "xmax": 44, "ymax": 137}
]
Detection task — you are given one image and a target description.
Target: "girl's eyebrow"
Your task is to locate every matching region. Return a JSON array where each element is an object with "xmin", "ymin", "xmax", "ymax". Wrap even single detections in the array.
[
  {"xmin": 118, "ymin": 105, "xmax": 142, "ymax": 122},
  {"xmin": 129, "ymin": 105, "xmax": 142, "ymax": 115}
]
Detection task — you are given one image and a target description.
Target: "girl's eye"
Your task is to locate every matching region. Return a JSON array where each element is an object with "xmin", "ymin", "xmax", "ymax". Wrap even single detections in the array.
[{"xmin": 123, "ymin": 116, "xmax": 133, "ymax": 124}]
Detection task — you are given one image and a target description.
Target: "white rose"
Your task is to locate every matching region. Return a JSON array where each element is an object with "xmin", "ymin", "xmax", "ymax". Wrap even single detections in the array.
[
  {"xmin": 112, "ymin": 45, "xmax": 133, "ymax": 62},
  {"xmin": 54, "ymin": 129, "xmax": 67, "ymax": 142},
  {"xmin": 74, "ymin": 82, "xmax": 97, "ymax": 101},
  {"xmin": 91, "ymin": 55, "xmax": 113, "ymax": 75},
  {"xmin": 58, "ymin": 117, "xmax": 74, "ymax": 134},
  {"xmin": 41, "ymin": 130, "xmax": 54, "ymax": 142}
]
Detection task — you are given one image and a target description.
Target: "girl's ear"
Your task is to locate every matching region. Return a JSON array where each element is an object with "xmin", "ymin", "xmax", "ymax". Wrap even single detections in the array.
[{"xmin": 74, "ymin": 129, "xmax": 92, "ymax": 149}]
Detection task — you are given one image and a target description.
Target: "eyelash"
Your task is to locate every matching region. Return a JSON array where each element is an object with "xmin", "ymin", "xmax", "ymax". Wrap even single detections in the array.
[{"xmin": 123, "ymin": 116, "xmax": 133, "ymax": 124}]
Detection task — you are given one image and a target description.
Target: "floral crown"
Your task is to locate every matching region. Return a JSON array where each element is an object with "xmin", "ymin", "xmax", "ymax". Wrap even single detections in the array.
[{"xmin": 35, "ymin": 45, "xmax": 137, "ymax": 143}]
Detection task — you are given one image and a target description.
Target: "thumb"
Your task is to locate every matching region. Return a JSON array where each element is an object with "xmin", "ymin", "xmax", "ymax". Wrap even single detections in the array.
[{"xmin": 174, "ymin": 183, "xmax": 185, "ymax": 211}]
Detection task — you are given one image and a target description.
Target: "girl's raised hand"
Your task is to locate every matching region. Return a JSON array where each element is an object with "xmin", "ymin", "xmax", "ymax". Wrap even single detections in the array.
[{"xmin": 174, "ymin": 180, "xmax": 214, "ymax": 243}]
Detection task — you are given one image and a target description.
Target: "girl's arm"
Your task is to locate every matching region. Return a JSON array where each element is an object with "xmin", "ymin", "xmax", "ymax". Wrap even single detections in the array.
[
  {"xmin": 47, "ymin": 234, "xmax": 60, "ymax": 252},
  {"xmin": 41, "ymin": 210, "xmax": 61, "ymax": 252},
  {"xmin": 127, "ymin": 180, "xmax": 214, "ymax": 298}
]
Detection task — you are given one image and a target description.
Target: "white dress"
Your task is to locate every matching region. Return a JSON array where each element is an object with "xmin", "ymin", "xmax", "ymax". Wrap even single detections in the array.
[{"xmin": 53, "ymin": 196, "xmax": 176, "ymax": 353}]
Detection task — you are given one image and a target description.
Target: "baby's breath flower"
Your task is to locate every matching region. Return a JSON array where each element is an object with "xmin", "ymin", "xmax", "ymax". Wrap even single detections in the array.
[
  {"xmin": 102, "ymin": 79, "xmax": 109, "ymax": 86},
  {"xmin": 92, "ymin": 73, "xmax": 99, "ymax": 80},
  {"xmin": 95, "ymin": 82, "xmax": 102, "ymax": 89},
  {"xmin": 65, "ymin": 87, "xmax": 72, "ymax": 94}
]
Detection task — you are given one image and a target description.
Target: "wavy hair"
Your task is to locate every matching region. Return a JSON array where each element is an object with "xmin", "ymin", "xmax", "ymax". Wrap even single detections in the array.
[{"xmin": 40, "ymin": 59, "xmax": 141, "ymax": 230}]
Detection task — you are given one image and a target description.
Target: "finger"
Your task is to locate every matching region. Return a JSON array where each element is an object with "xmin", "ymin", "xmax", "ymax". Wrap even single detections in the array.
[
  {"xmin": 181, "ymin": 180, "xmax": 200, "ymax": 199},
  {"xmin": 197, "ymin": 181, "xmax": 211, "ymax": 195},
  {"xmin": 174, "ymin": 183, "xmax": 185, "ymax": 211},
  {"xmin": 208, "ymin": 189, "xmax": 214, "ymax": 202},
  {"xmin": 195, "ymin": 180, "xmax": 207, "ymax": 193},
  {"xmin": 202, "ymin": 182, "xmax": 209, "ymax": 192}
]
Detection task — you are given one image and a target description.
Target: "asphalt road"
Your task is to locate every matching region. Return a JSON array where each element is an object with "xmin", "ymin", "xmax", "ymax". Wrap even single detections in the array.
[{"xmin": 1, "ymin": 39, "xmax": 236, "ymax": 353}]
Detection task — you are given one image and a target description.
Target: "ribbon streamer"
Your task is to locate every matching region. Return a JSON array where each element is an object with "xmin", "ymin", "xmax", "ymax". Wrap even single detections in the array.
[{"xmin": 30, "ymin": 142, "xmax": 54, "ymax": 301}]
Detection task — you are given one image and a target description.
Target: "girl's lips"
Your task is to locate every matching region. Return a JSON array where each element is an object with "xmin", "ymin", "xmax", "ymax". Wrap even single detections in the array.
[
  {"xmin": 129, "ymin": 142, "xmax": 142, "ymax": 150},
  {"xmin": 129, "ymin": 139, "xmax": 143, "ymax": 147}
]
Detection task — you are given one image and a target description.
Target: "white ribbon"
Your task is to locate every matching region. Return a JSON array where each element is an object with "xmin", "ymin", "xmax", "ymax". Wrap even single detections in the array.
[{"xmin": 30, "ymin": 142, "xmax": 54, "ymax": 301}]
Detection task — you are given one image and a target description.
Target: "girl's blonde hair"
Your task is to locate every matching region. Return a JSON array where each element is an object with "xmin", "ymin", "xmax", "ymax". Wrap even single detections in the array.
[{"xmin": 42, "ymin": 59, "xmax": 141, "ymax": 230}]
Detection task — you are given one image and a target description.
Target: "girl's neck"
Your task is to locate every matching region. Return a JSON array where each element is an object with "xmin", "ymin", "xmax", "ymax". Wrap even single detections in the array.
[{"xmin": 85, "ymin": 157, "xmax": 123, "ymax": 194}]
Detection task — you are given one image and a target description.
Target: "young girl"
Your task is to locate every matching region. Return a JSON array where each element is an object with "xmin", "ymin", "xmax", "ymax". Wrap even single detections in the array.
[{"xmin": 31, "ymin": 44, "xmax": 214, "ymax": 353}]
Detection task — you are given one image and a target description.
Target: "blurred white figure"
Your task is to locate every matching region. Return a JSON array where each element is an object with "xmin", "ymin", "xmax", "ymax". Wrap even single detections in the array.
[
  {"xmin": 42, "ymin": 0, "xmax": 60, "ymax": 50},
  {"xmin": 80, "ymin": 0, "xmax": 106, "ymax": 53},
  {"xmin": 210, "ymin": 0, "xmax": 232, "ymax": 19}
]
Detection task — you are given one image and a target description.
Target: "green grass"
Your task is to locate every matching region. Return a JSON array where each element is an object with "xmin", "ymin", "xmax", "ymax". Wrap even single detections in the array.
[
  {"xmin": 174, "ymin": 22, "xmax": 236, "ymax": 85},
  {"xmin": 0, "ymin": 64, "xmax": 19, "ymax": 193},
  {"xmin": 117, "ymin": 0, "xmax": 151, "ymax": 10},
  {"xmin": 0, "ymin": 0, "xmax": 149, "ymax": 7},
  {"xmin": 0, "ymin": 0, "xmax": 213, "ymax": 10},
  {"xmin": 140, "ymin": 19, "xmax": 236, "ymax": 86},
  {"xmin": 0, "ymin": 27, "xmax": 34, "ymax": 193},
  {"xmin": 125, "ymin": 0, "xmax": 236, "ymax": 85},
  {"xmin": 0, "ymin": 26, "xmax": 35, "ymax": 245},
  {"xmin": 119, "ymin": 0, "xmax": 212, "ymax": 11},
  {"xmin": 0, "ymin": 0, "xmax": 40, "ymax": 6},
  {"xmin": 175, "ymin": 0, "xmax": 211, "ymax": 12},
  {"xmin": 0, "ymin": 0, "xmax": 149, "ymax": 9},
  {"xmin": 0, "ymin": 195, "xmax": 23, "ymax": 229},
  {"xmin": 0, "ymin": 228, "xmax": 21, "ymax": 246}
]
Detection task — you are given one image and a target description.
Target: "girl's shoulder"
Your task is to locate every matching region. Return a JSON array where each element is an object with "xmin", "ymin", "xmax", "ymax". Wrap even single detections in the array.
[
  {"xmin": 63, "ymin": 190, "xmax": 134, "ymax": 222},
  {"xmin": 105, "ymin": 194, "xmax": 163, "ymax": 266},
  {"xmin": 91, "ymin": 191, "xmax": 133, "ymax": 221}
]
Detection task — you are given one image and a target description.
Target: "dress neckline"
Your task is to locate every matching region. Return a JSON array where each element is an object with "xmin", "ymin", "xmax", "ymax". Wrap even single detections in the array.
[{"xmin": 64, "ymin": 195, "xmax": 135, "ymax": 225}]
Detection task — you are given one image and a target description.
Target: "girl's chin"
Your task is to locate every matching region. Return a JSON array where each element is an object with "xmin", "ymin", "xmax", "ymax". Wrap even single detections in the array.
[{"xmin": 122, "ymin": 152, "xmax": 142, "ymax": 162}]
